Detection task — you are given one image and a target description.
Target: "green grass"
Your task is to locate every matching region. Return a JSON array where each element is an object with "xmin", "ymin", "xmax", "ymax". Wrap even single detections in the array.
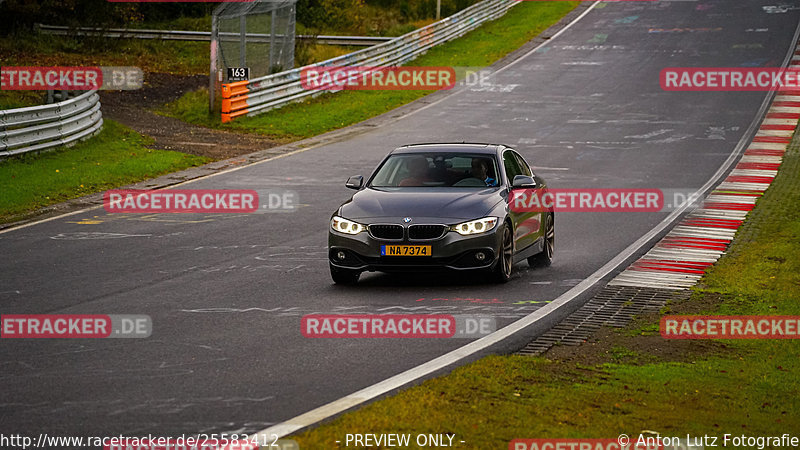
[
  {"xmin": 288, "ymin": 134, "xmax": 800, "ymax": 446},
  {"xmin": 0, "ymin": 120, "xmax": 209, "ymax": 223},
  {"xmin": 160, "ymin": 2, "xmax": 579, "ymax": 140}
]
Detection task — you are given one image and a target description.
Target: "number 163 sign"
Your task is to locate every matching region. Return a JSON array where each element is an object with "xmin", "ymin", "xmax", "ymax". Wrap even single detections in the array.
[{"xmin": 228, "ymin": 67, "xmax": 250, "ymax": 82}]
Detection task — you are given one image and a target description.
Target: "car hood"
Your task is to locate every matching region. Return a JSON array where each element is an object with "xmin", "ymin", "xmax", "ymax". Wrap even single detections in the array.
[{"xmin": 338, "ymin": 187, "xmax": 503, "ymax": 223}]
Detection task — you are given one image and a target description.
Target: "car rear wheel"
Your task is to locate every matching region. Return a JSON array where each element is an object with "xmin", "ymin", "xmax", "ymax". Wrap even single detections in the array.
[
  {"xmin": 528, "ymin": 213, "xmax": 554, "ymax": 268},
  {"xmin": 492, "ymin": 223, "xmax": 513, "ymax": 283},
  {"xmin": 330, "ymin": 264, "xmax": 360, "ymax": 284}
]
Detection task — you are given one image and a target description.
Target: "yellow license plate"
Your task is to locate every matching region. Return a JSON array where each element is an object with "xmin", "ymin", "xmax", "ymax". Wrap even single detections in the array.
[{"xmin": 381, "ymin": 245, "xmax": 432, "ymax": 256}]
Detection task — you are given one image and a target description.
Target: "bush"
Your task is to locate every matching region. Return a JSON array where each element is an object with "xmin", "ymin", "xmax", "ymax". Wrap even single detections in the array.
[
  {"xmin": 297, "ymin": 0, "xmax": 366, "ymax": 32},
  {"xmin": 297, "ymin": 0, "xmax": 479, "ymax": 35}
]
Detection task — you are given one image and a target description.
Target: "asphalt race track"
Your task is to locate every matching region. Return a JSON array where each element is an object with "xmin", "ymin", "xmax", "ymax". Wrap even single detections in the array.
[{"xmin": 2, "ymin": 0, "xmax": 800, "ymax": 440}]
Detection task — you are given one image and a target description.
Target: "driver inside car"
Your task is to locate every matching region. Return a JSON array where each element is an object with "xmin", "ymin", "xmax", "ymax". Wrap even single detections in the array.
[{"xmin": 471, "ymin": 158, "xmax": 498, "ymax": 186}]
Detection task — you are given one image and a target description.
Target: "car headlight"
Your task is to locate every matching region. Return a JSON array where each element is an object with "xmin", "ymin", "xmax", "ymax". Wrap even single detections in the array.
[
  {"xmin": 331, "ymin": 216, "xmax": 365, "ymax": 235},
  {"xmin": 450, "ymin": 217, "xmax": 499, "ymax": 235}
]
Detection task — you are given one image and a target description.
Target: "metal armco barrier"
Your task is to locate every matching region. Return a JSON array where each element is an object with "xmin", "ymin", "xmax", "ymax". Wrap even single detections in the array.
[
  {"xmin": 0, "ymin": 91, "xmax": 104, "ymax": 158},
  {"xmin": 220, "ymin": 0, "xmax": 517, "ymax": 123},
  {"xmin": 36, "ymin": 24, "xmax": 392, "ymax": 47}
]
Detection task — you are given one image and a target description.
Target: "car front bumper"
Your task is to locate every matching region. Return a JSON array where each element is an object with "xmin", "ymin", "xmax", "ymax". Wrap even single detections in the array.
[{"xmin": 328, "ymin": 226, "xmax": 503, "ymax": 273}]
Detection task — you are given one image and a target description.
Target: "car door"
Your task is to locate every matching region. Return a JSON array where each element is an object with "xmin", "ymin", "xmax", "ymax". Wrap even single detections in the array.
[
  {"xmin": 512, "ymin": 151, "xmax": 543, "ymax": 249},
  {"xmin": 502, "ymin": 150, "xmax": 536, "ymax": 251}
]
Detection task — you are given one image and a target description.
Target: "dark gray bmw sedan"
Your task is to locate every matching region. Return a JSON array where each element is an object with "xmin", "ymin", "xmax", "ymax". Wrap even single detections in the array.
[{"xmin": 328, "ymin": 143, "xmax": 554, "ymax": 284}]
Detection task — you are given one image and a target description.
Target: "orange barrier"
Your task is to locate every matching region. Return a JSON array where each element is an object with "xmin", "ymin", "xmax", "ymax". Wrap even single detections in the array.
[{"xmin": 221, "ymin": 80, "xmax": 250, "ymax": 123}]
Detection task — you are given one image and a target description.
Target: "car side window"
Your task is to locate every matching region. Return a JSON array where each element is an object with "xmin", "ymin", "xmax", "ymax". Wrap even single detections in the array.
[
  {"xmin": 513, "ymin": 152, "xmax": 532, "ymax": 177},
  {"xmin": 503, "ymin": 150, "xmax": 522, "ymax": 183}
]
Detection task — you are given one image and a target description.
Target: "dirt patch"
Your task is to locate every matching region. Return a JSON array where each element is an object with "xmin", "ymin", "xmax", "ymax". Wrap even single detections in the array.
[
  {"xmin": 544, "ymin": 292, "xmax": 736, "ymax": 368},
  {"xmin": 99, "ymin": 73, "xmax": 278, "ymax": 160}
]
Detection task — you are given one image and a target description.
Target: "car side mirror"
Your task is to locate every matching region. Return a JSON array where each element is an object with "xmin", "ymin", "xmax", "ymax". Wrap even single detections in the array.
[
  {"xmin": 345, "ymin": 175, "xmax": 364, "ymax": 190},
  {"xmin": 512, "ymin": 175, "xmax": 536, "ymax": 188}
]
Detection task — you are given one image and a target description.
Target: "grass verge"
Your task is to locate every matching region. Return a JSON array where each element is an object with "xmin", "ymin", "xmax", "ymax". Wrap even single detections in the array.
[
  {"xmin": 288, "ymin": 139, "xmax": 800, "ymax": 445},
  {"xmin": 160, "ymin": 2, "xmax": 579, "ymax": 141},
  {"xmin": 0, "ymin": 120, "xmax": 209, "ymax": 224}
]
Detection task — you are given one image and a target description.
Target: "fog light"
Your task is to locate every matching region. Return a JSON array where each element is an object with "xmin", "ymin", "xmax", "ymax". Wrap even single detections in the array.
[
  {"xmin": 475, "ymin": 251, "xmax": 486, "ymax": 261},
  {"xmin": 337, "ymin": 251, "xmax": 347, "ymax": 260}
]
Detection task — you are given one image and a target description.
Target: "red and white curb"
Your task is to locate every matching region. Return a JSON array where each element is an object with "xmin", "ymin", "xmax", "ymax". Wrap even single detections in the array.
[{"xmin": 609, "ymin": 97, "xmax": 795, "ymax": 289}]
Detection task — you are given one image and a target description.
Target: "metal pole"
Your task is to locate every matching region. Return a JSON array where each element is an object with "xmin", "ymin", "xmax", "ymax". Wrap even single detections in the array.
[
  {"xmin": 270, "ymin": 9, "xmax": 277, "ymax": 72},
  {"xmin": 209, "ymin": 17, "xmax": 218, "ymax": 115},
  {"xmin": 288, "ymin": 5, "xmax": 296, "ymax": 68},
  {"xmin": 240, "ymin": 16, "xmax": 246, "ymax": 67},
  {"xmin": 436, "ymin": 0, "xmax": 441, "ymax": 20}
]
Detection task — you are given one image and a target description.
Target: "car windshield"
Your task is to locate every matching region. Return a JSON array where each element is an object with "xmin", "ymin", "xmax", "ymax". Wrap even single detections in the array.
[{"xmin": 369, "ymin": 153, "xmax": 500, "ymax": 188}]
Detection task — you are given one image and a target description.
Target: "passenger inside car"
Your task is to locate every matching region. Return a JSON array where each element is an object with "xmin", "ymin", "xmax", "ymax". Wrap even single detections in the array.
[{"xmin": 399, "ymin": 156, "xmax": 432, "ymax": 186}]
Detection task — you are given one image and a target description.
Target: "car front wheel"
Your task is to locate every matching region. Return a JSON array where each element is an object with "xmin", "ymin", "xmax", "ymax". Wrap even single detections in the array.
[
  {"xmin": 330, "ymin": 264, "xmax": 360, "ymax": 284},
  {"xmin": 492, "ymin": 223, "xmax": 513, "ymax": 283}
]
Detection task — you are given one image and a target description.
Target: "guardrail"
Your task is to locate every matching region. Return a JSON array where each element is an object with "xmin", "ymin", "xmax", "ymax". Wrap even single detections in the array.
[
  {"xmin": 0, "ymin": 91, "xmax": 103, "ymax": 158},
  {"xmin": 220, "ymin": 0, "xmax": 517, "ymax": 123},
  {"xmin": 35, "ymin": 24, "xmax": 392, "ymax": 47}
]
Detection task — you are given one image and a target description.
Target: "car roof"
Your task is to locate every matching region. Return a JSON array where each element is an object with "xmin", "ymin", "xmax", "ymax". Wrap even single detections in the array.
[{"xmin": 392, "ymin": 143, "xmax": 508, "ymax": 155}]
